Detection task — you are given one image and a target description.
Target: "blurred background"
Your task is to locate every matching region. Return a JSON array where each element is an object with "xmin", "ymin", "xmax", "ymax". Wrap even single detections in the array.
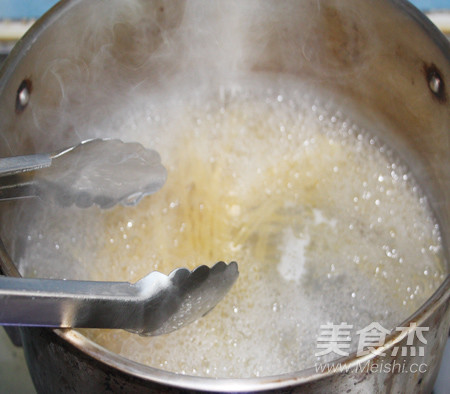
[{"xmin": 0, "ymin": 1, "xmax": 448, "ymax": 393}]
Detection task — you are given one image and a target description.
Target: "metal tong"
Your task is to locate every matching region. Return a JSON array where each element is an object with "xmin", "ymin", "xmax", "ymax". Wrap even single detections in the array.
[
  {"xmin": 0, "ymin": 261, "xmax": 239, "ymax": 336},
  {"xmin": 0, "ymin": 138, "xmax": 167, "ymax": 208}
]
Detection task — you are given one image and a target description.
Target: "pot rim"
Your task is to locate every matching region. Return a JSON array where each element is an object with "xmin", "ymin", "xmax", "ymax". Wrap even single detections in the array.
[{"xmin": 0, "ymin": 0, "xmax": 449, "ymax": 391}]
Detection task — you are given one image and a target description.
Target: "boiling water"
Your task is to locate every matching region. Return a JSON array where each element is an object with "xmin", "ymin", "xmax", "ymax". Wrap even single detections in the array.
[{"xmin": 17, "ymin": 83, "xmax": 446, "ymax": 378}]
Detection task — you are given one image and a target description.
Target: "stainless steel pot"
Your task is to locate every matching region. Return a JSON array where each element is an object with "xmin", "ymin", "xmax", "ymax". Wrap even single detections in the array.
[{"xmin": 0, "ymin": 0, "xmax": 449, "ymax": 392}]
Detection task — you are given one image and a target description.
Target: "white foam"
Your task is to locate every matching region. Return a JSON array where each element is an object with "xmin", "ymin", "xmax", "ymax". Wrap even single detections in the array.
[
  {"xmin": 277, "ymin": 228, "xmax": 309, "ymax": 282},
  {"xmin": 313, "ymin": 208, "xmax": 337, "ymax": 228}
]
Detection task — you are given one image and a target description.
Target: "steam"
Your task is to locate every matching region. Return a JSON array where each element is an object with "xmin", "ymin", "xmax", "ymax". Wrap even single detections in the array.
[
  {"xmin": 23, "ymin": 0, "xmax": 260, "ymax": 153},
  {"xmin": 1, "ymin": 0, "xmax": 387, "ymax": 158}
]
